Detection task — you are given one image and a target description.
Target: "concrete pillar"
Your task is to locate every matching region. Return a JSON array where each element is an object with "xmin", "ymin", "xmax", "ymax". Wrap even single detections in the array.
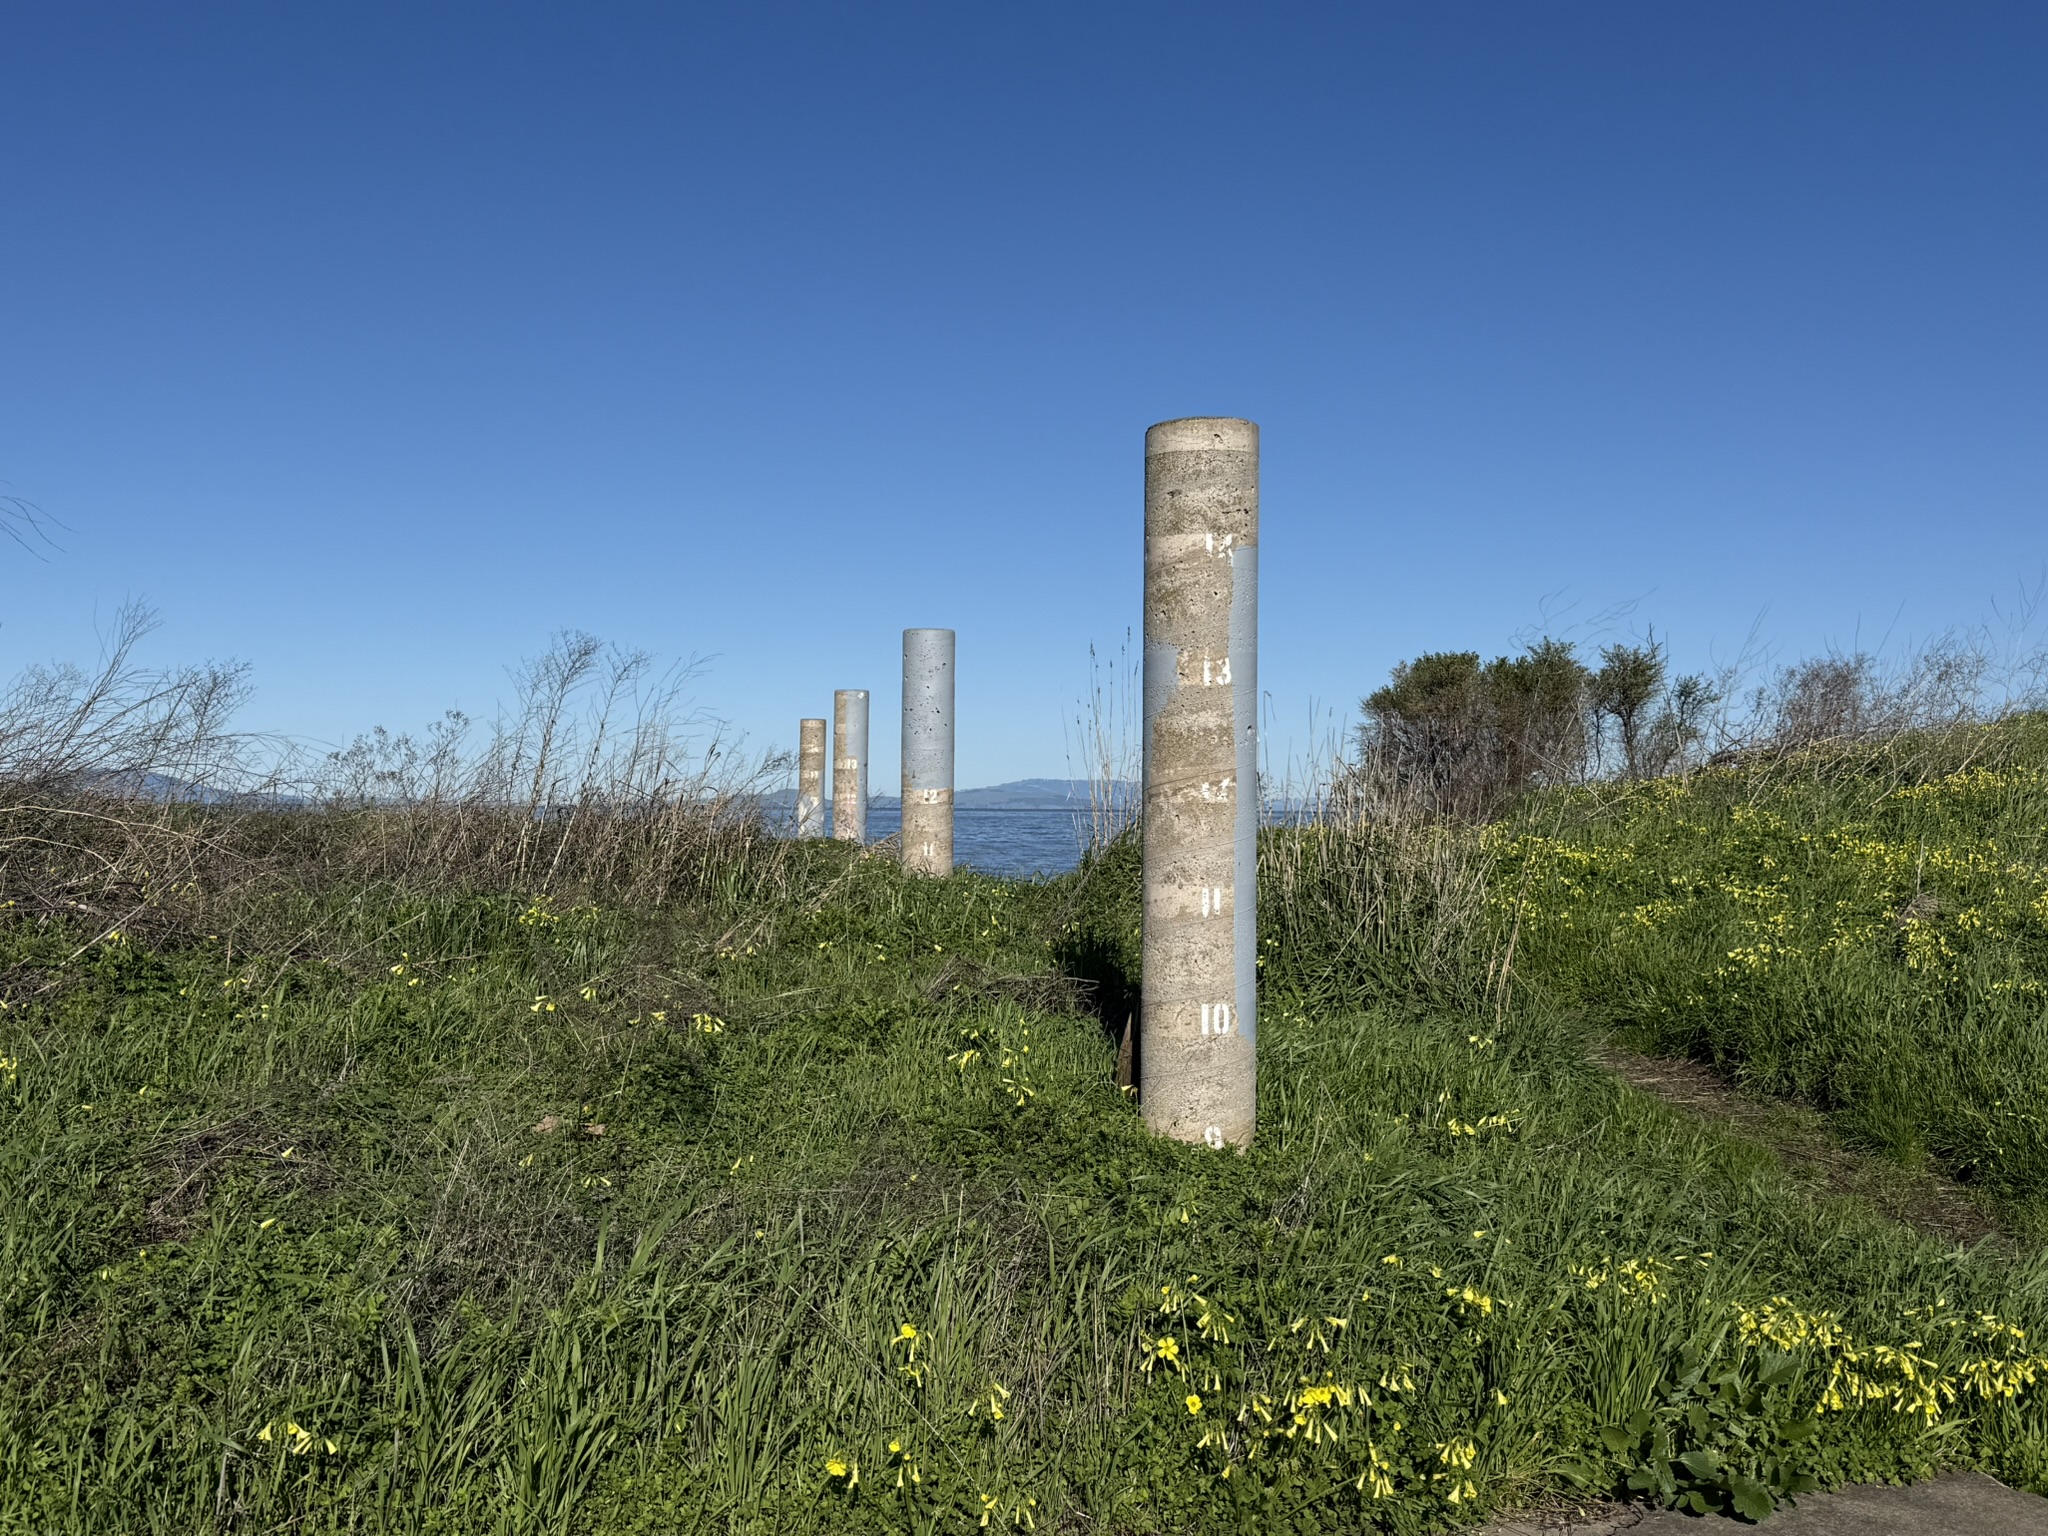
[
  {"xmin": 1141, "ymin": 417, "xmax": 1258, "ymax": 1149},
  {"xmin": 796, "ymin": 717, "xmax": 827, "ymax": 837},
  {"xmin": 832, "ymin": 689, "xmax": 869, "ymax": 842},
  {"xmin": 901, "ymin": 628, "xmax": 955, "ymax": 876}
]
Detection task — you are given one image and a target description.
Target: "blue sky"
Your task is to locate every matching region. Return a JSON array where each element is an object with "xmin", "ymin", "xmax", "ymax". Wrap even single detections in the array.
[{"xmin": 5, "ymin": 2, "xmax": 2044, "ymax": 789}]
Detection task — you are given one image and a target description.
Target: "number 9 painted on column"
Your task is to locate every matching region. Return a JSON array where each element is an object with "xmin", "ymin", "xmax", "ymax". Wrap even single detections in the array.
[{"xmin": 1140, "ymin": 417, "xmax": 1258, "ymax": 1149}]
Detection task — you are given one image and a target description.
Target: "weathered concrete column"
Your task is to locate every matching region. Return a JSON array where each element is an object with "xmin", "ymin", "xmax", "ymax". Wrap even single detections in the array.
[
  {"xmin": 796, "ymin": 717, "xmax": 827, "ymax": 837},
  {"xmin": 901, "ymin": 628, "xmax": 954, "ymax": 876},
  {"xmin": 1141, "ymin": 417, "xmax": 1258, "ymax": 1149},
  {"xmin": 832, "ymin": 689, "xmax": 869, "ymax": 843}
]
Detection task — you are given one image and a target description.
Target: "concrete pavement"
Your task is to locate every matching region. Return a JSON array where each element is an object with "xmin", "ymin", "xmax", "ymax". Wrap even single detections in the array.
[{"xmin": 1482, "ymin": 1472, "xmax": 2048, "ymax": 1534}]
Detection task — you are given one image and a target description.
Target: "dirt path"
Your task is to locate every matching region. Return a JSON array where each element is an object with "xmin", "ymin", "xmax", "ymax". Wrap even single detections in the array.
[
  {"xmin": 1482, "ymin": 1471, "xmax": 2048, "ymax": 1533},
  {"xmin": 1592, "ymin": 1042, "xmax": 2007, "ymax": 1249}
]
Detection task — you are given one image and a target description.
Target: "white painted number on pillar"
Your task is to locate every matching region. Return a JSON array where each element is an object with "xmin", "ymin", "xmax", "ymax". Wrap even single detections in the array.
[
  {"xmin": 1204, "ymin": 1126, "xmax": 1225, "ymax": 1149},
  {"xmin": 1203, "ymin": 532, "xmax": 1236, "ymax": 558},
  {"xmin": 1200, "ymin": 654, "xmax": 1232, "ymax": 686},
  {"xmin": 1201, "ymin": 1002, "xmax": 1233, "ymax": 1037},
  {"xmin": 1198, "ymin": 777, "xmax": 1235, "ymax": 803},
  {"xmin": 1200, "ymin": 886, "xmax": 1226, "ymax": 918}
]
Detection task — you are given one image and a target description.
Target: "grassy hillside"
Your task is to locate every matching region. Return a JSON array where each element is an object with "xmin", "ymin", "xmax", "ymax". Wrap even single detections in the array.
[
  {"xmin": 1496, "ymin": 714, "xmax": 2048, "ymax": 1223},
  {"xmin": 6, "ymin": 802, "xmax": 2048, "ymax": 1533}
]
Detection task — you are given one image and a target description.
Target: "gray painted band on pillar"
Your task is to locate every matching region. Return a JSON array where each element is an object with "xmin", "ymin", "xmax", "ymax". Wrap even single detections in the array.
[
  {"xmin": 797, "ymin": 717, "xmax": 827, "ymax": 838},
  {"xmin": 833, "ymin": 689, "xmax": 869, "ymax": 843},
  {"xmin": 1141, "ymin": 417, "xmax": 1258, "ymax": 1149},
  {"xmin": 901, "ymin": 628, "xmax": 955, "ymax": 876}
]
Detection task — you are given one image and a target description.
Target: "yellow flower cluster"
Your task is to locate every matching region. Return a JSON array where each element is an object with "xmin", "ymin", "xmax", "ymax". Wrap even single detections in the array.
[
  {"xmin": 891, "ymin": 1321, "xmax": 924, "ymax": 1387},
  {"xmin": 976, "ymin": 1491, "xmax": 1037, "ymax": 1529},
  {"xmin": 517, "ymin": 895, "xmax": 601, "ymax": 927},
  {"xmin": 1432, "ymin": 1436, "xmax": 1479, "ymax": 1504},
  {"xmin": 256, "ymin": 1420, "xmax": 338, "ymax": 1456},
  {"xmin": 822, "ymin": 1321, "xmax": 1036, "ymax": 1530},
  {"xmin": 1146, "ymin": 1276, "xmax": 1440, "ymax": 1503},
  {"xmin": 1888, "ymin": 765, "xmax": 2045, "ymax": 802},
  {"xmin": 1357, "ymin": 1440, "xmax": 1398, "ymax": 1499},
  {"xmin": 1444, "ymin": 1285, "xmax": 1500, "ymax": 1317},
  {"xmin": 945, "ymin": 1022, "xmax": 1037, "ymax": 1107},
  {"xmin": 1569, "ymin": 1255, "xmax": 1692, "ymax": 1305},
  {"xmin": 1739, "ymin": 1297, "xmax": 2048, "ymax": 1423},
  {"xmin": 966, "ymin": 1381, "xmax": 1010, "ymax": 1421},
  {"xmin": 1444, "ymin": 1112, "xmax": 1518, "ymax": 1138}
]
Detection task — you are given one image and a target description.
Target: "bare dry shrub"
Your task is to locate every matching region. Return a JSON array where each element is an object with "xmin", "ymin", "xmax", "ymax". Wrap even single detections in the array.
[
  {"xmin": 0, "ymin": 619, "xmax": 789, "ymax": 950},
  {"xmin": 1067, "ymin": 633, "xmax": 1139, "ymax": 853},
  {"xmin": 1754, "ymin": 638, "xmax": 1992, "ymax": 752},
  {"xmin": 1260, "ymin": 740, "xmax": 1494, "ymax": 998},
  {"xmin": 0, "ymin": 601, "xmax": 261, "ymax": 795},
  {"xmin": 1673, "ymin": 631, "xmax": 2048, "ymax": 800},
  {"xmin": 0, "ymin": 489, "xmax": 57, "ymax": 555},
  {"xmin": 0, "ymin": 603, "xmax": 278, "ymax": 940},
  {"xmin": 302, "ymin": 634, "xmax": 786, "ymax": 907}
]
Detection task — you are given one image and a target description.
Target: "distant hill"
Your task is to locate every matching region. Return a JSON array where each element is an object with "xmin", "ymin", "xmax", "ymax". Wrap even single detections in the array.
[
  {"xmin": 926, "ymin": 778, "xmax": 1132, "ymax": 810},
  {"xmin": 764, "ymin": 778, "xmax": 1135, "ymax": 811},
  {"xmin": 79, "ymin": 771, "xmax": 257, "ymax": 806}
]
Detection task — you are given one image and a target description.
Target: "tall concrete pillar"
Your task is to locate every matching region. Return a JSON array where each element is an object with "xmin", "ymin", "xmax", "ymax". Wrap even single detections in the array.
[
  {"xmin": 832, "ymin": 689, "xmax": 869, "ymax": 843},
  {"xmin": 901, "ymin": 628, "xmax": 955, "ymax": 876},
  {"xmin": 1141, "ymin": 418, "xmax": 1258, "ymax": 1149},
  {"xmin": 796, "ymin": 717, "xmax": 827, "ymax": 837}
]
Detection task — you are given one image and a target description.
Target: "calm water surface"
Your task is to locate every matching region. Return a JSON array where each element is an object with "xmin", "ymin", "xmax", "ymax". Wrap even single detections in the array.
[{"xmin": 837, "ymin": 807, "xmax": 1094, "ymax": 879}]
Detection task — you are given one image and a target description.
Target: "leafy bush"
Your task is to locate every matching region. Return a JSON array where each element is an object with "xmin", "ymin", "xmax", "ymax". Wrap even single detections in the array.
[{"xmin": 1599, "ymin": 1347, "xmax": 1820, "ymax": 1520}]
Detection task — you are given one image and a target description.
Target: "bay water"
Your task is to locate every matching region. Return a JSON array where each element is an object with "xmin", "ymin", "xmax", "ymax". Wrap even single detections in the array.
[{"xmin": 838, "ymin": 806, "xmax": 1097, "ymax": 879}]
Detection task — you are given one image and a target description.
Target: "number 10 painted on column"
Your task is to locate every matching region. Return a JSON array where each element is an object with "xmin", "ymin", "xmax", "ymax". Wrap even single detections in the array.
[{"xmin": 1140, "ymin": 416, "xmax": 1259, "ymax": 1150}]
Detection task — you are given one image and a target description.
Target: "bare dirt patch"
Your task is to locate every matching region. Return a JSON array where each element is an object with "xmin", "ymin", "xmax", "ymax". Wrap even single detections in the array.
[{"xmin": 1592, "ymin": 1042, "xmax": 2006, "ymax": 1250}]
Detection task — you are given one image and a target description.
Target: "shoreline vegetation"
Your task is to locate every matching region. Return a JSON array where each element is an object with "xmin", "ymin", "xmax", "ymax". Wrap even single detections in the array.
[{"xmin": 6, "ymin": 623, "xmax": 2048, "ymax": 1531}]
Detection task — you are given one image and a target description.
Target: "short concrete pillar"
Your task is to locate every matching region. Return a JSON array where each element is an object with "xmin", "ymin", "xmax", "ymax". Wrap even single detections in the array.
[
  {"xmin": 796, "ymin": 717, "xmax": 827, "ymax": 837},
  {"xmin": 832, "ymin": 689, "xmax": 869, "ymax": 843},
  {"xmin": 901, "ymin": 629, "xmax": 955, "ymax": 876},
  {"xmin": 1141, "ymin": 417, "xmax": 1258, "ymax": 1149}
]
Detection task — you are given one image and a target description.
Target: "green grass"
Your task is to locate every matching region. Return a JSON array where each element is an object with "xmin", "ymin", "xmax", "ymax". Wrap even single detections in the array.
[
  {"xmin": 6, "ymin": 819, "xmax": 2048, "ymax": 1533},
  {"xmin": 1495, "ymin": 714, "xmax": 2048, "ymax": 1220}
]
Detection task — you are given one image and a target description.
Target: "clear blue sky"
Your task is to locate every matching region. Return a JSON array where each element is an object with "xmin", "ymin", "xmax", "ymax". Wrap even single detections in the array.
[{"xmin": 5, "ymin": 2, "xmax": 2044, "ymax": 789}]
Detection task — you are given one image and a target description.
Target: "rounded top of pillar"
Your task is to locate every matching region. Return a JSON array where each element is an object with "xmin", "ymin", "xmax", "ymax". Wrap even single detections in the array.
[
  {"xmin": 1146, "ymin": 417, "xmax": 1258, "ymax": 456},
  {"xmin": 902, "ymin": 627, "xmax": 956, "ymax": 641}
]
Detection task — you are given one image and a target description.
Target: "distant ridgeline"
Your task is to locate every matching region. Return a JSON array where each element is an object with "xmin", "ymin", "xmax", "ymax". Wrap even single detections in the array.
[
  {"xmin": 70, "ymin": 773, "xmax": 1137, "ymax": 815},
  {"xmin": 761, "ymin": 778, "xmax": 1137, "ymax": 811}
]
